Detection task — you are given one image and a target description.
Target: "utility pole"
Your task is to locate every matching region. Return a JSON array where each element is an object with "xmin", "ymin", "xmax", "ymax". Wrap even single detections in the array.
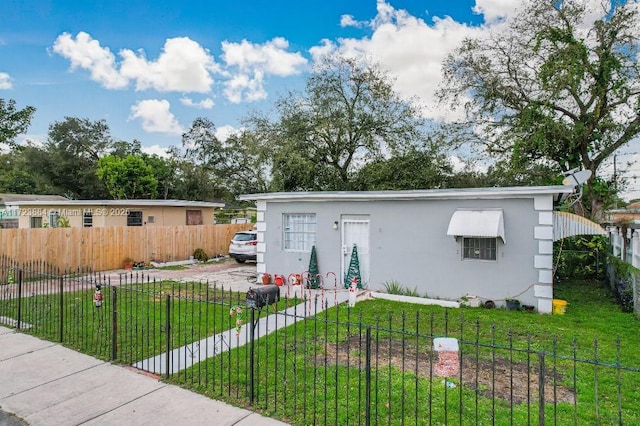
[{"xmin": 613, "ymin": 153, "xmax": 618, "ymax": 208}]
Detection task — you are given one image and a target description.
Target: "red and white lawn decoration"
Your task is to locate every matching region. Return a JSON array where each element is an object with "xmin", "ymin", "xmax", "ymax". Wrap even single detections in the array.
[{"xmin": 348, "ymin": 277, "xmax": 357, "ymax": 307}]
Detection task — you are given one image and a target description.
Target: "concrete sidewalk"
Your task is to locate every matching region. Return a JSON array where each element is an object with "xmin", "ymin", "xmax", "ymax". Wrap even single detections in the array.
[{"xmin": 0, "ymin": 327, "xmax": 289, "ymax": 426}]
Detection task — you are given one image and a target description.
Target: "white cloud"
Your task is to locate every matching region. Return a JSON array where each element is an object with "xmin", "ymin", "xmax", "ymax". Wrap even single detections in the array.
[
  {"xmin": 0, "ymin": 72, "xmax": 12, "ymax": 89},
  {"xmin": 599, "ymin": 140, "xmax": 640, "ymax": 202},
  {"xmin": 371, "ymin": 0, "xmax": 398, "ymax": 28},
  {"xmin": 312, "ymin": 1, "xmax": 481, "ymax": 122},
  {"xmin": 579, "ymin": 0, "xmax": 613, "ymax": 32},
  {"xmin": 472, "ymin": 0, "xmax": 520, "ymax": 23},
  {"xmin": 180, "ymin": 96, "xmax": 215, "ymax": 109},
  {"xmin": 129, "ymin": 99, "xmax": 184, "ymax": 135},
  {"xmin": 52, "ymin": 32, "xmax": 128, "ymax": 89},
  {"xmin": 53, "ymin": 32, "xmax": 307, "ymax": 104},
  {"xmin": 449, "ymin": 155, "xmax": 490, "ymax": 174},
  {"xmin": 215, "ymin": 124, "xmax": 241, "ymax": 142},
  {"xmin": 310, "ymin": 0, "xmax": 640, "ymax": 127},
  {"xmin": 309, "ymin": 39, "xmax": 337, "ymax": 63},
  {"xmin": 53, "ymin": 33, "xmax": 216, "ymax": 93},
  {"xmin": 449, "ymin": 155, "xmax": 467, "ymax": 173},
  {"xmin": 340, "ymin": 14, "xmax": 363, "ymax": 28},
  {"xmin": 119, "ymin": 37, "xmax": 217, "ymax": 93},
  {"xmin": 221, "ymin": 37, "xmax": 307, "ymax": 77},
  {"xmin": 141, "ymin": 144, "xmax": 171, "ymax": 158},
  {"xmin": 15, "ymin": 135, "xmax": 46, "ymax": 149},
  {"xmin": 223, "ymin": 70, "xmax": 267, "ymax": 103}
]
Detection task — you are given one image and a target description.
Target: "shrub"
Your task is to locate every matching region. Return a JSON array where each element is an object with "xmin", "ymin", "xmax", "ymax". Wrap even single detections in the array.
[
  {"xmin": 554, "ymin": 236, "xmax": 607, "ymax": 281},
  {"xmin": 382, "ymin": 280, "xmax": 404, "ymax": 294},
  {"xmin": 404, "ymin": 286, "xmax": 420, "ymax": 297},
  {"xmin": 193, "ymin": 248, "xmax": 209, "ymax": 262},
  {"xmin": 607, "ymin": 255, "xmax": 638, "ymax": 312},
  {"xmin": 57, "ymin": 216, "xmax": 71, "ymax": 228},
  {"xmin": 382, "ymin": 280, "xmax": 420, "ymax": 297}
]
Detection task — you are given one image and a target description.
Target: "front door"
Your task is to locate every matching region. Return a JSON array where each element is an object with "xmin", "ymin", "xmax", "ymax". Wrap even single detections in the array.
[{"xmin": 341, "ymin": 217, "xmax": 370, "ymax": 287}]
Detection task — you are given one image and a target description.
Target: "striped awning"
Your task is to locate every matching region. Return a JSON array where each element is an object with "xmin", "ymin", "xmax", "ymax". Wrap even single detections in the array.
[{"xmin": 553, "ymin": 211, "xmax": 606, "ymax": 241}]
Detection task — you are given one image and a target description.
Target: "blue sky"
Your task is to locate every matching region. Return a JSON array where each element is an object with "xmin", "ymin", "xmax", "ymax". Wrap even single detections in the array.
[
  {"xmin": 2, "ymin": 0, "xmax": 640, "ymax": 198},
  {"xmin": 0, "ymin": 0, "xmax": 491, "ymax": 151}
]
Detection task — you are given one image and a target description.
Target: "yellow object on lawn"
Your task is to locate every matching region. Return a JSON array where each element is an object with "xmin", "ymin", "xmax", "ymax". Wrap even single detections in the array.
[{"xmin": 552, "ymin": 299, "xmax": 568, "ymax": 315}]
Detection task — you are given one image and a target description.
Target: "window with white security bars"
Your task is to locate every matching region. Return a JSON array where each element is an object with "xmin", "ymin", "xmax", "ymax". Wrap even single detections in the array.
[
  {"xmin": 283, "ymin": 213, "xmax": 316, "ymax": 252},
  {"xmin": 462, "ymin": 237, "xmax": 497, "ymax": 261}
]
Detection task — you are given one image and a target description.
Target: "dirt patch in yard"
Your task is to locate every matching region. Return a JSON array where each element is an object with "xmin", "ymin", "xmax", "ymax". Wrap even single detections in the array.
[
  {"xmin": 111, "ymin": 259, "xmax": 254, "ymax": 281},
  {"xmin": 2, "ymin": 260, "xmax": 256, "ymax": 297},
  {"xmin": 314, "ymin": 336, "xmax": 575, "ymax": 405}
]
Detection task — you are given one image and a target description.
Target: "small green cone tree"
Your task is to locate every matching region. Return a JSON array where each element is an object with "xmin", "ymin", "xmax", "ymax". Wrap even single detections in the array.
[
  {"xmin": 344, "ymin": 244, "xmax": 363, "ymax": 289},
  {"xmin": 308, "ymin": 245, "xmax": 319, "ymax": 288}
]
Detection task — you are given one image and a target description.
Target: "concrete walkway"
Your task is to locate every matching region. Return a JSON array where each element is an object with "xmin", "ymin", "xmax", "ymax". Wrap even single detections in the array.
[
  {"xmin": 0, "ymin": 327, "xmax": 288, "ymax": 426},
  {"xmin": 134, "ymin": 286, "xmax": 352, "ymax": 374}
]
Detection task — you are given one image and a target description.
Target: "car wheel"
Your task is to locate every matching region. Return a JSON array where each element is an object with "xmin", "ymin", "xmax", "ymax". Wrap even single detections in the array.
[{"xmin": 235, "ymin": 258, "xmax": 246, "ymax": 264}]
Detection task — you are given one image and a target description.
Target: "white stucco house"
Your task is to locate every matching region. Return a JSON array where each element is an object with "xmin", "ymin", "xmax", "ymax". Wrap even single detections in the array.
[{"xmin": 240, "ymin": 185, "xmax": 606, "ymax": 314}]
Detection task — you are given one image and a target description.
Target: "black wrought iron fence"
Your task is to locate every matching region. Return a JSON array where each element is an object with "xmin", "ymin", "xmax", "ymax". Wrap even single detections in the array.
[{"xmin": 1, "ymin": 257, "xmax": 639, "ymax": 425}]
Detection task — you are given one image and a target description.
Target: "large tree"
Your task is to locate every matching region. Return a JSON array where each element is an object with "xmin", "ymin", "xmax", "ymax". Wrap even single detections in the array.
[
  {"xmin": 181, "ymin": 117, "xmax": 270, "ymax": 199},
  {"xmin": 353, "ymin": 145, "xmax": 455, "ymax": 191},
  {"xmin": 222, "ymin": 129, "xmax": 270, "ymax": 195},
  {"xmin": 0, "ymin": 99, "xmax": 35, "ymax": 146},
  {"xmin": 35, "ymin": 117, "xmax": 115, "ymax": 199},
  {"xmin": 180, "ymin": 117, "xmax": 232, "ymax": 199},
  {"xmin": 97, "ymin": 154, "xmax": 158, "ymax": 199},
  {"xmin": 141, "ymin": 152, "xmax": 178, "ymax": 199},
  {"xmin": 439, "ymin": 0, "xmax": 640, "ymax": 219},
  {"xmin": 260, "ymin": 55, "xmax": 425, "ymax": 191},
  {"xmin": 0, "ymin": 151, "xmax": 40, "ymax": 194}
]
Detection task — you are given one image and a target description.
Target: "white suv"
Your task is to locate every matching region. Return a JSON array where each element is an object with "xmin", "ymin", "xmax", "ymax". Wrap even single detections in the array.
[{"xmin": 228, "ymin": 230, "xmax": 257, "ymax": 263}]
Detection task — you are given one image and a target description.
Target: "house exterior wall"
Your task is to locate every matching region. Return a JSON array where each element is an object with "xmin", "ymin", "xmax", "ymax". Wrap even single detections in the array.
[
  {"xmin": 257, "ymin": 196, "xmax": 555, "ymax": 312},
  {"xmin": 16, "ymin": 204, "xmax": 215, "ymax": 228}
]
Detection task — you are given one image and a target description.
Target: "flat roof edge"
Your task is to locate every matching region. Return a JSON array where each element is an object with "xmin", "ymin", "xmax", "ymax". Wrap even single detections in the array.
[
  {"xmin": 239, "ymin": 186, "xmax": 574, "ymax": 202},
  {"xmin": 8, "ymin": 200, "xmax": 224, "ymax": 207}
]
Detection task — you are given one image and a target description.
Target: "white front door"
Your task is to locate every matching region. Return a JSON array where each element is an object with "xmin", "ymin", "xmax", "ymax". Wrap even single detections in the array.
[{"xmin": 341, "ymin": 218, "xmax": 370, "ymax": 287}]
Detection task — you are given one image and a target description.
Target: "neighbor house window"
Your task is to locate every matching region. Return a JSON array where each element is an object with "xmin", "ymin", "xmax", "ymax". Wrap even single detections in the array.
[
  {"xmin": 462, "ymin": 237, "xmax": 497, "ymax": 261},
  {"xmin": 283, "ymin": 213, "xmax": 316, "ymax": 252},
  {"xmin": 49, "ymin": 211, "xmax": 60, "ymax": 228},
  {"xmin": 30, "ymin": 217, "xmax": 43, "ymax": 228},
  {"xmin": 83, "ymin": 211, "xmax": 93, "ymax": 227},
  {"xmin": 127, "ymin": 210, "xmax": 143, "ymax": 226},
  {"xmin": 186, "ymin": 209, "xmax": 203, "ymax": 225}
]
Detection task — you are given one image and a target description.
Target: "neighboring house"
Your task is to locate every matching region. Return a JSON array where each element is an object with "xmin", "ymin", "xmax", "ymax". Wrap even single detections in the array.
[
  {"xmin": 2, "ymin": 196, "xmax": 223, "ymax": 228},
  {"xmin": 0, "ymin": 194, "xmax": 69, "ymax": 229},
  {"xmin": 214, "ymin": 207, "xmax": 257, "ymax": 224},
  {"xmin": 605, "ymin": 201, "xmax": 640, "ymax": 225},
  {"xmin": 240, "ymin": 186, "xmax": 605, "ymax": 314}
]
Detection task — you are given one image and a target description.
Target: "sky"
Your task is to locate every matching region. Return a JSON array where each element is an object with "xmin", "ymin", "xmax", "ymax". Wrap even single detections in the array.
[{"xmin": 2, "ymin": 0, "xmax": 640, "ymax": 199}]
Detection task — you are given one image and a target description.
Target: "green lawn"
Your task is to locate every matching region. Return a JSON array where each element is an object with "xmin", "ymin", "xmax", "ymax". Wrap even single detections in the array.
[
  {"xmin": 2, "ymin": 276, "xmax": 638, "ymax": 425},
  {"xmin": 0, "ymin": 280, "xmax": 248, "ymax": 362},
  {"xmin": 169, "ymin": 278, "xmax": 640, "ymax": 425}
]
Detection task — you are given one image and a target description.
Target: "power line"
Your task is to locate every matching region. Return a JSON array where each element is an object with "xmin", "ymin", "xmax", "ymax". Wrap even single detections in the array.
[{"xmin": 612, "ymin": 152, "xmax": 640, "ymax": 156}]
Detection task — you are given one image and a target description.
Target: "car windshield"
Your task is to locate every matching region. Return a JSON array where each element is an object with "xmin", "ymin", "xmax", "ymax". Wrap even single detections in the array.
[{"xmin": 233, "ymin": 233, "xmax": 256, "ymax": 242}]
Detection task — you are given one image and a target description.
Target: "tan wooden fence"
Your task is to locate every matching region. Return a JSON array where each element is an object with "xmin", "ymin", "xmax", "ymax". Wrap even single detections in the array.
[{"xmin": 0, "ymin": 224, "xmax": 254, "ymax": 271}]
